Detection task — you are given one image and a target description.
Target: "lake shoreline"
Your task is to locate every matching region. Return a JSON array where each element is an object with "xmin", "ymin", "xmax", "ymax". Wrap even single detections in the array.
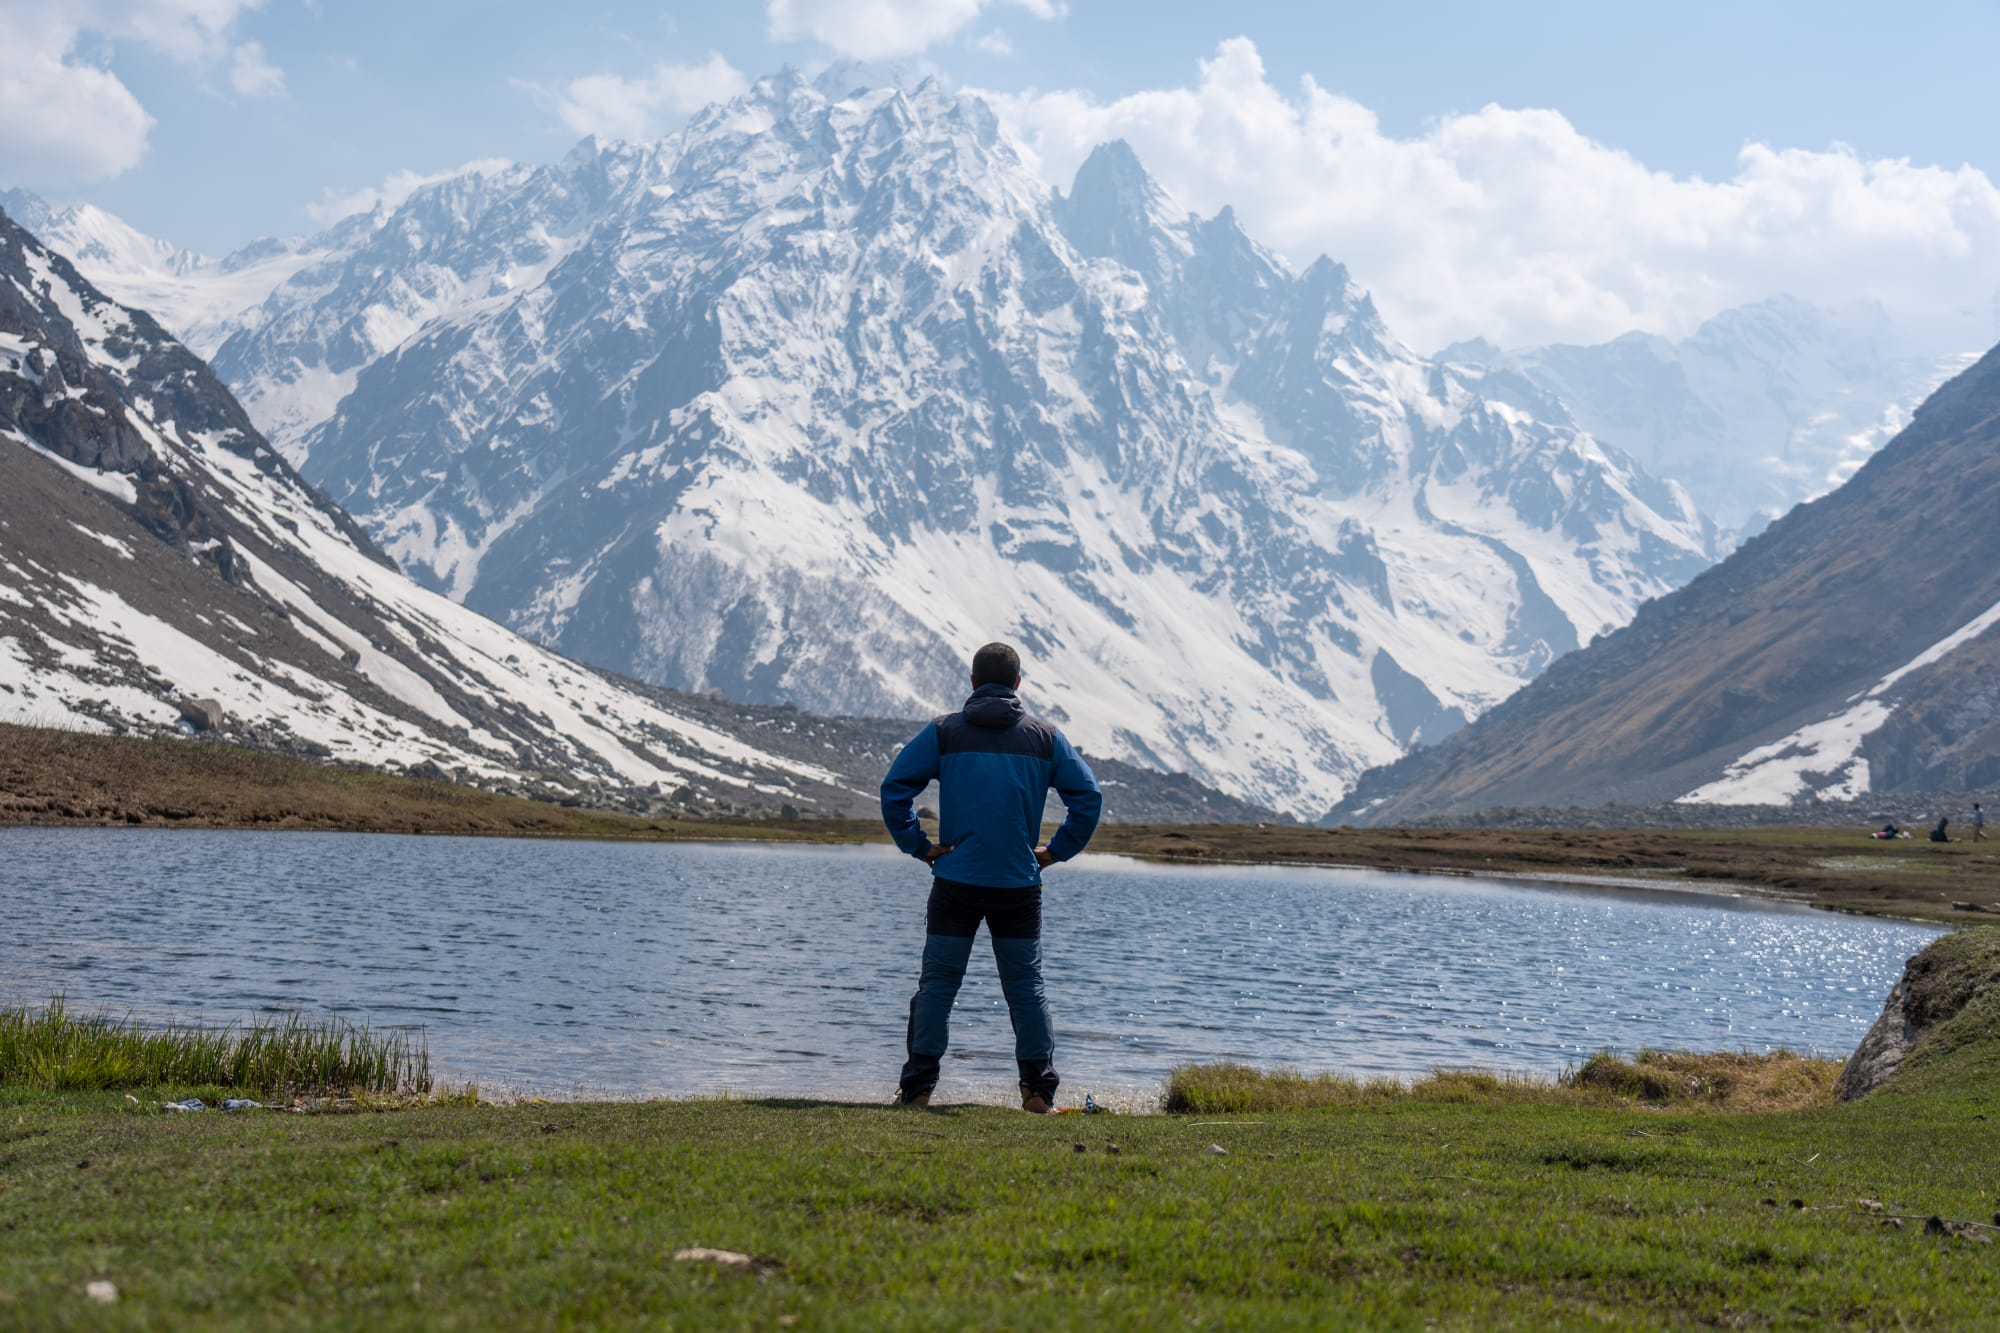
[{"xmin": 4, "ymin": 720, "xmax": 1995, "ymax": 923}]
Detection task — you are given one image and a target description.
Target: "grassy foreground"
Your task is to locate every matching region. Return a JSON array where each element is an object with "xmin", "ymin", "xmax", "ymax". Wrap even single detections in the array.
[{"xmin": 5, "ymin": 932, "xmax": 2000, "ymax": 1328}]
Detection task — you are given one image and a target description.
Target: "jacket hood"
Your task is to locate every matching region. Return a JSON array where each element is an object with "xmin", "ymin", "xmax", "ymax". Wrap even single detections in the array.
[{"xmin": 962, "ymin": 683, "xmax": 1024, "ymax": 730}]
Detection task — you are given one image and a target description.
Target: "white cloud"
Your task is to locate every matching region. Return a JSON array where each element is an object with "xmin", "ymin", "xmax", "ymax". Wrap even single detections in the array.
[
  {"xmin": 306, "ymin": 159, "xmax": 516, "ymax": 226},
  {"xmin": 980, "ymin": 38, "xmax": 2000, "ymax": 351},
  {"xmin": 768, "ymin": 0, "xmax": 1061, "ymax": 60},
  {"xmin": 972, "ymin": 29, "xmax": 1014, "ymax": 58},
  {"xmin": 0, "ymin": 0, "xmax": 283, "ymax": 187},
  {"xmin": 228, "ymin": 39, "xmax": 285, "ymax": 97},
  {"xmin": 549, "ymin": 53, "xmax": 751, "ymax": 143}
]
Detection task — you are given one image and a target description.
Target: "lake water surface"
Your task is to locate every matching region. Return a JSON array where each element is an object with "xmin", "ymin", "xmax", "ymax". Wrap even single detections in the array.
[{"xmin": 0, "ymin": 830, "xmax": 1940, "ymax": 1103}]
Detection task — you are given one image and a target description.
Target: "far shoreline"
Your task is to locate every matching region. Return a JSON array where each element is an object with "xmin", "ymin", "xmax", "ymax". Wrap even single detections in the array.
[{"xmin": 4, "ymin": 722, "xmax": 1996, "ymax": 925}]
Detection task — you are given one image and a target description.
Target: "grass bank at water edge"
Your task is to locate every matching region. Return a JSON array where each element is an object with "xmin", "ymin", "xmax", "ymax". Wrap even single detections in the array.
[
  {"xmin": 0, "ymin": 999, "xmax": 431, "ymax": 1099},
  {"xmin": 4, "ymin": 931, "xmax": 2000, "ymax": 1326}
]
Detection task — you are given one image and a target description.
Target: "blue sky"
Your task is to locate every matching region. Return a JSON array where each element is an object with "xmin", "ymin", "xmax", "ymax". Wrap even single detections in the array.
[{"xmin": 2, "ymin": 1, "xmax": 1997, "ymax": 348}]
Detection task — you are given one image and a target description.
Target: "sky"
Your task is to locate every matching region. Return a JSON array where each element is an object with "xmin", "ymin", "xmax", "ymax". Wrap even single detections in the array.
[{"xmin": 2, "ymin": 0, "xmax": 1998, "ymax": 351}]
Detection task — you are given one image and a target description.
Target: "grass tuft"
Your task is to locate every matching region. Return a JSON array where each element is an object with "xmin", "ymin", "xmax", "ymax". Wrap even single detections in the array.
[
  {"xmin": 1163, "ymin": 1049, "xmax": 1839, "ymax": 1115},
  {"xmin": 1564, "ymin": 1048, "xmax": 1839, "ymax": 1112},
  {"xmin": 1161, "ymin": 1062, "xmax": 1558, "ymax": 1113},
  {"xmin": 0, "ymin": 997, "xmax": 430, "ymax": 1096}
]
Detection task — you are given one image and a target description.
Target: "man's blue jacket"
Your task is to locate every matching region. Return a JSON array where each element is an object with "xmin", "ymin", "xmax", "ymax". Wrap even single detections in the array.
[{"xmin": 881, "ymin": 684, "xmax": 1103, "ymax": 888}]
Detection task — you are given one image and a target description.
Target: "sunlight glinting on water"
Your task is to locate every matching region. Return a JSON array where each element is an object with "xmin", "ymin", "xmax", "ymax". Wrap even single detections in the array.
[{"xmin": 0, "ymin": 830, "xmax": 1941, "ymax": 1102}]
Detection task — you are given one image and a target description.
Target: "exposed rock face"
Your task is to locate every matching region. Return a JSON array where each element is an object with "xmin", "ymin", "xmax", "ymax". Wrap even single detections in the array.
[
  {"xmin": 1836, "ymin": 931, "xmax": 2000, "ymax": 1100},
  {"xmin": 1836, "ymin": 970, "xmax": 1921, "ymax": 1100}
]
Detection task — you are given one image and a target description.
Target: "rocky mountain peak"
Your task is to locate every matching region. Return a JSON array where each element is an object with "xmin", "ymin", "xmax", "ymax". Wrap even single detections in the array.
[{"xmin": 17, "ymin": 75, "xmax": 1719, "ymax": 815}]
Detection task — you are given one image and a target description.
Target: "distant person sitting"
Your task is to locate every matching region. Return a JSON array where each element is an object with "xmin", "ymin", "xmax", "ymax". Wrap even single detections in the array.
[
  {"xmin": 1929, "ymin": 817, "xmax": 1951, "ymax": 843},
  {"xmin": 1871, "ymin": 822, "xmax": 1900, "ymax": 840},
  {"xmin": 1975, "ymin": 803, "xmax": 1987, "ymax": 843}
]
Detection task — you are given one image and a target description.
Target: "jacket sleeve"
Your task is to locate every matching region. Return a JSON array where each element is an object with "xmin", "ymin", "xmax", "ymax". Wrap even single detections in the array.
[
  {"xmin": 1045, "ymin": 731, "xmax": 1103, "ymax": 862},
  {"xmin": 880, "ymin": 723, "xmax": 941, "ymax": 858}
]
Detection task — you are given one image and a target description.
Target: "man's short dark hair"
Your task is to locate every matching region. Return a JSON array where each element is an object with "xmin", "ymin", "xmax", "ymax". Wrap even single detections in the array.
[{"xmin": 971, "ymin": 642, "xmax": 1022, "ymax": 687}]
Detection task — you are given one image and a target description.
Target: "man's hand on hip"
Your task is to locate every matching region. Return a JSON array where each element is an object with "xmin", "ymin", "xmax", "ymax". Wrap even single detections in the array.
[
  {"xmin": 1034, "ymin": 845, "xmax": 1056, "ymax": 870},
  {"xmin": 921, "ymin": 844, "xmax": 956, "ymax": 866}
]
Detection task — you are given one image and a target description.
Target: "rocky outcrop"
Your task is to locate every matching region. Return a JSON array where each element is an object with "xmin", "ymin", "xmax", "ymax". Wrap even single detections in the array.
[{"xmin": 1837, "ymin": 930, "xmax": 2000, "ymax": 1099}]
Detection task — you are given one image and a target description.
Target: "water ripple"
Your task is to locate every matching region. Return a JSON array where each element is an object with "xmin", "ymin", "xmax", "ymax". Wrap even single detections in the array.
[{"xmin": 0, "ymin": 829, "xmax": 1941, "ymax": 1101}]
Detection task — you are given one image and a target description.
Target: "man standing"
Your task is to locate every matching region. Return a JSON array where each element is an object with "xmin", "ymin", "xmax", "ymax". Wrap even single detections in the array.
[
  {"xmin": 880, "ymin": 642, "xmax": 1102, "ymax": 1112},
  {"xmin": 1975, "ymin": 802, "xmax": 1987, "ymax": 842}
]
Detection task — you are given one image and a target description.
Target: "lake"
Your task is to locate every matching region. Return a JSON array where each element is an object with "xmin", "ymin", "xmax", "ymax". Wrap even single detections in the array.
[{"xmin": 0, "ymin": 830, "xmax": 1940, "ymax": 1104}]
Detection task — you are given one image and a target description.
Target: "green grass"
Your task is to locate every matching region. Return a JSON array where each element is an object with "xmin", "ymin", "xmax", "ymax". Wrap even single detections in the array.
[
  {"xmin": 0, "ymin": 999, "xmax": 430, "ymax": 1097},
  {"xmin": 4, "ymin": 935, "xmax": 2000, "ymax": 1327}
]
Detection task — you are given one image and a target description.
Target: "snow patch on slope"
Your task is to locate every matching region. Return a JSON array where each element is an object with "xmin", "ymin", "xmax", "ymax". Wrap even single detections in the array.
[{"xmin": 1681, "ymin": 596, "xmax": 2000, "ymax": 805}]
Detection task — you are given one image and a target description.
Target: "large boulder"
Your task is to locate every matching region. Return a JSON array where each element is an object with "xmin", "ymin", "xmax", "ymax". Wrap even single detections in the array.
[
  {"xmin": 1837, "ymin": 929, "xmax": 2000, "ymax": 1099},
  {"xmin": 177, "ymin": 697, "xmax": 225, "ymax": 732}
]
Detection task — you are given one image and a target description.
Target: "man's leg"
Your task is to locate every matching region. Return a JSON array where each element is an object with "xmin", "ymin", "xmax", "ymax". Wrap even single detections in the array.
[
  {"xmin": 987, "ymin": 888, "xmax": 1058, "ymax": 1100},
  {"xmin": 900, "ymin": 880, "xmax": 979, "ymax": 1099}
]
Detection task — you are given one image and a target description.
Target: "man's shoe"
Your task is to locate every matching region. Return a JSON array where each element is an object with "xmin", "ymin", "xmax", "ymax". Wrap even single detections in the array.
[
  {"xmin": 1021, "ymin": 1090, "xmax": 1053, "ymax": 1114},
  {"xmin": 893, "ymin": 1089, "xmax": 931, "ymax": 1108}
]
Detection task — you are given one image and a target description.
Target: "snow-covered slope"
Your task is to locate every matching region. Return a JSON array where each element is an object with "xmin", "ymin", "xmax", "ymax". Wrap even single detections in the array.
[
  {"xmin": 154, "ymin": 72, "xmax": 1711, "ymax": 815},
  {"xmin": 1441, "ymin": 300, "xmax": 1975, "ymax": 541},
  {"xmin": 0, "ymin": 202, "xmax": 857, "ymax": 815},
  {"xmin": 0, "ymin": 189, "xmax": 330, "ymax": 362}
]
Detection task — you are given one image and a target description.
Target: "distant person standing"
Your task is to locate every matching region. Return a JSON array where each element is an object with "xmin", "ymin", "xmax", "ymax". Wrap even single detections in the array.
[
  {"xmin": 1975, "ymin": 803, "xmax": 1987, "ymax": 842},
  {"xmin": 880, "ymin": 642, "xmax": 1102, "ymax": 1112}
]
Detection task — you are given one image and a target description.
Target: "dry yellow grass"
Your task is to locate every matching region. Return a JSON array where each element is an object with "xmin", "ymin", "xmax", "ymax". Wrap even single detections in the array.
[
  {"xmin": 1566, "ymin": 1048, "xmax": 1841, "ymax": 1113},
  {"xmin": 1163, "ymin": 1049, "xmax": 1840, "ymax": 1115}
]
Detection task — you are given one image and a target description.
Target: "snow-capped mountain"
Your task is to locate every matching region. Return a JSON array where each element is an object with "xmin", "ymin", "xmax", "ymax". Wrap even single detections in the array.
[
  {"xmin": 1440, "ymin": 300, "xmax": 1975, "ymax": 541},
  {"xmin": 11, "ymin": 72, "xmax": 1719, "ymax": 815},
  {"xmin": 142, "ymin": 73, "xmax": 1715, "ymax": 812},
  {"xmin": 0, "ymin": 189, "xmax": 331, "ymax": 363},
  {"xmin": 0, "ymin": 202, "xmax": 860, "ymax": 815}
]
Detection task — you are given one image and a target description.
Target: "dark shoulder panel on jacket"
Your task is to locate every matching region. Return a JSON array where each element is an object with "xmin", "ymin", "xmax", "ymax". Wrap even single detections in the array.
[{"xmin": 936, "ymin": 711, "xmax": 1056, "ymax": 760}]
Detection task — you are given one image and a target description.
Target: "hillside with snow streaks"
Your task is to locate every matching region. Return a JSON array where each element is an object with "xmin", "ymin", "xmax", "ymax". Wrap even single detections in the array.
[
  {"xmin": 0, "ymin": 204, "xmax": 853, "ymax": 814},
  {"xmin": 1329, "ymin": 342, "xmax": 2000, "ymax": 823},
  {"xmin": 51, "ymin": 71, "xmax": 1716, "ymax": 814}
]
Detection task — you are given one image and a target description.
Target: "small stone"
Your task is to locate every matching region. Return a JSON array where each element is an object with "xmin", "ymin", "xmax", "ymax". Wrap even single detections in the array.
[
  {"xmin": 1105, "ymin": 1142, "xmax": 1120, "ymax": 1156},
  {"xmin": 1790, "ymin": 1199, "xmax": 1806, "ymax": 1210},
  {"xmin": 672, "ymin": 1247, "xmax": 754, "ymax": 1268},
  {"xmin": 1072, "ymin": 1143, "xmax": 1086, "ymax": 1153},
  {"xmin": 85, "ymin": 1281, "xmax": 117, "ymax": 1305},
  {"xmin": 1856, "ymin": 1198, "xmax": 1884, "ymax": 1213},
  {"xmin": 1206, "ymin": 1143, "xmax": 1228, "ymax": 1155},
  {"xmin": 1925, "ymin": 1215, "xmax": 1948, "ymax": 1235}
]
